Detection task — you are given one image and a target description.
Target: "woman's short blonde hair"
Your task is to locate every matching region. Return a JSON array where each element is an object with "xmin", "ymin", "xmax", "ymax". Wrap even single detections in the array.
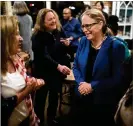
[
  {"xmin": 33, "ymin": 8, "xmax": 62, "ymax": 34},
  {"xmin": 13, "ymin": 1, "xmax": 29, "ymax": 15},
  {"xmin": 82, "ymin": 9, "xmax": 107, "ymax": 34},
  {"xmin": 1, "ymin": 15, "xmax": 18, "ymax": 75}
]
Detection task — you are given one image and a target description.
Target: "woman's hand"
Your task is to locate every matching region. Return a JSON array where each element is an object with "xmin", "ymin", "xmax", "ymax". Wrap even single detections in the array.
[
  {"xmin": 60, "ymin": 38, "xmax": 70, "ymax": 46},
  {"xmin": 26, "ymin": 77, "xmax": 37, "ymax": 91},
  {"xmin": 78, "ymin": 82, "xmax": 93, "ymax": 95},
  {"xmin": 27, "ymin": 77, "xmax": 45, "ymax": 91},
  {"xmin": 16, "ymin": 78, "xmax": 37, "ymax": 104},
  {"xmin": 35, "ymin": 79, "xmax": 45, "ymax": 90},
  {"xmin": 57, "ymin": 64, "xmax": 70, "ymax": 75}
]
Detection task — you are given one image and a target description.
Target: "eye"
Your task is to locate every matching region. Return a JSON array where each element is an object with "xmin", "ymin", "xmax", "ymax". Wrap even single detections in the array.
[
  {"xmin": 48, "ymin": 18, "xmax": 53, "ymax": 21},
  {"xmin": 85, "ymin": 24, "xmax": 91, "ymax": 28}
]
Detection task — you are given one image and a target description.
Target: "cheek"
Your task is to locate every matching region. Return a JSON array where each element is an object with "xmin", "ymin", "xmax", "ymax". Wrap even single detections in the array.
[
  {"xmin": 16, "ymin": 38, "xmax": 19, "ymax": 46},
  {"xmin": 45, "ymin": 22, "xmax": 51, "ymax": 28},
  {"xmin": 92, "ymin": 26, "xmax": 101, "ymax": 34},
  {"xmin": 11, "ymin": 46, "xmax": 17, "ymax": 54}
]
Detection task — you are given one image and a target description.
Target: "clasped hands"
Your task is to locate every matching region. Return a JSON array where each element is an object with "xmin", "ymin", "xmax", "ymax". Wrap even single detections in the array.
[
  {"xmin": 78, "ymin": 82, "xmax": 93, "ymax": 95},
  {"xmin": 27, "ymin": 77, "xmax": 45, "ymax": 92}
]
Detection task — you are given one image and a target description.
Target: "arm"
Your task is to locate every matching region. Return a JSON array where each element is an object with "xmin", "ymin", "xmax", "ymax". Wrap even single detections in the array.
[
  {"xmin": 16, "ymin": 82, "xmax": 35, "ymax": 104},
  {"xmin": 91, "ymin": 42, "xmax": 126, "ymax": 91},
  {"xmin": 14, "ymin": 55, "xmax": 45, "ymax": 102},
  {"xmin": 73, "ymin": 38, "xmax": 85, "ymax": 84},
  {"xmin": 43, "ymin": 46, "xmax": 59, "ymax": 69},
  {"xmin": 32, "ymin": 32, "xmax": 70, "ymax": 74},
  {"xmin": 32, "ymin": 33, "xmax": 59, "ymax": 70}
]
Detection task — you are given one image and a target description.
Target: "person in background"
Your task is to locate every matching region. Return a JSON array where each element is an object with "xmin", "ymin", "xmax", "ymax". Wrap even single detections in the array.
[
  {"xmin": 114, "ymin": 52, "xmax": 133, "ymax": 126},
  {"xmin": 107, "ymin": 15, "xmax": 131, "ymax": 62},
  {"xmin": 61, "ymin": 8, "xmax": 83, "ymax": 62},
  {"xmin": 84, "ymin": 5, "xmax": 91, "ymax": 11},
  {"xmin": 77, "ymin": 5, "xmax": 91, "ymax": 24},
  {"xmin": 107, "ymin": 15, "xmax": 132, "ymax": 102},
  {"xmin": 13, "ymin": 1, "xmax": 34, "ymax": 60},
  {"xmin": 1, "ymin": 15, "xmax": 45, "ymax": 126},
  {"xmin": 95, "ymin": 1, "xmax": 109, "ymax": 24},
  {"xmin": 107, "ymin": 15, "xmax": 119, "ymax": 36},
  {"xmin": 32, "ymin": 8, "xmax": 71, "ymax": 126},
  {"xmin": 72, "ymin": 9, "xmax": 126, "ymax": 126}
]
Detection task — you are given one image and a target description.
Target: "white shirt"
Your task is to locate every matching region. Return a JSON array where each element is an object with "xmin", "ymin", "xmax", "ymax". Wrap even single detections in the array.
[{"xmin": 1, "ymin": 70, "xmax": 29, "ymax": 126}]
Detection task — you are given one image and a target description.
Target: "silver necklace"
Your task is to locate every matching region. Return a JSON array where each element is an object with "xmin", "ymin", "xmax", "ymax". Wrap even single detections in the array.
[{"xmin": 91, "ymin": 36, "xmax": 107, "ymax": 49}]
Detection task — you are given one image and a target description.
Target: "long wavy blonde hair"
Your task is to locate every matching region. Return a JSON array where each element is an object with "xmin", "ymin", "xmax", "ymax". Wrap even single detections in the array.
[
  {"xmin": 1, "ymin": 15, "xmax": 18, "ymax": 75},
  {"xmin": 33, "ymin": 8, "xmax": 62, "ymax": 34}
]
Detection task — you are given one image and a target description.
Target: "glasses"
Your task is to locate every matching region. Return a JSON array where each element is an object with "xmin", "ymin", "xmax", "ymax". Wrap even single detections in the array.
[{"xmin": 81, "ymin": 22, "xmax": 98, "ymax": 30}]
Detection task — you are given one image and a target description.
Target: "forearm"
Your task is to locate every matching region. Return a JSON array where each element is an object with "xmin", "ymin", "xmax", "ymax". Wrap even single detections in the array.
[{"xmin": 16, "ymin": 86, "xmax": 32, "ymax": 104}]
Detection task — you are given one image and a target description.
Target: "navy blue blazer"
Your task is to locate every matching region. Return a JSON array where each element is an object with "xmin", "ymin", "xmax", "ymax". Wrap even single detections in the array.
[{"xmin": 73, "ymin": 36, "xmax": 126, "ymax": 104}]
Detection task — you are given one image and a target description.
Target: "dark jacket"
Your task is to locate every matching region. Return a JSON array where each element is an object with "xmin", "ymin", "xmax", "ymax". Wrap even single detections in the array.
[{"xmin": 32, "ymin": 30, "xmax": 70, "ymax": 83}]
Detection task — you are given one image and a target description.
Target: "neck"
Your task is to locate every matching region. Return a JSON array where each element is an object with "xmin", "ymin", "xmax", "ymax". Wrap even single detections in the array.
[
  {"xmin": 91, "ymin": 33, "xmax": 106, "ymax": 49},
  {"xmin": 10, "ymin": 54, "xmax": 18, "ymax": 62}
]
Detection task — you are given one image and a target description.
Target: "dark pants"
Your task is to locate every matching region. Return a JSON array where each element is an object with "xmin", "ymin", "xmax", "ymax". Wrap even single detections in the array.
[
  {"xmin": 70, "ymin": 94, "xmax": 116, "ymax": 126},
  {"xmin": 34, "ymin": 79, "xmax": 62, "ymax": 126},
  {"xmin": 34, "ymin": 85, "xmax": 48, "ymax": 125}
]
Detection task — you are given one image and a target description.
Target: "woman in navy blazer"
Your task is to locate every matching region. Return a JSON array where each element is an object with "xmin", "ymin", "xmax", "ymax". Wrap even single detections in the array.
[{"xmin": 72, "ymin": 9, "xmax": 126, "ymax": 126}]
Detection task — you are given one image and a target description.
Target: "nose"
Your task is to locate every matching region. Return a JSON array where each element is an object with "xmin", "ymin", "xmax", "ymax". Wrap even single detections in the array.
[
  {"xmin": 19, "ymin": 35, "xmax": 23, "ymax": 42},
  {"xmin": 52, "ymin": 18, "xmax": 56, "ymax": 23}
]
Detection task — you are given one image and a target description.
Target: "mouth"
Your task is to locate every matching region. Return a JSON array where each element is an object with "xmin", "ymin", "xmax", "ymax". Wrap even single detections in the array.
[
  {"xmin": 18, "ymin": 43, "xmax": 22, "ymax": 48},
  {"xmin": 85, "ymin": 32, "xmax": 91, "ymax": 36},
  {"xmin": 51, "ymin": 23, "xmax": 56, "ymax": 26}
]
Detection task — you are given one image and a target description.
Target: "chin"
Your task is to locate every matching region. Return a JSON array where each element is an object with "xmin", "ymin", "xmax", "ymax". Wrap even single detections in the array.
[
  {"xmin": 49, "ymin": 26, "xmax": 56, "ymax": 31},
  {"xmin": 17, "ymin": 48, "xmax": 22, "ymax": 53},
  {"xmin": 53, "ymin": 26, "xmax": 57, "ymax": 30},
  {"xmin": 86, "ymin": 35, "xmax": 92, "ymax": 41}
]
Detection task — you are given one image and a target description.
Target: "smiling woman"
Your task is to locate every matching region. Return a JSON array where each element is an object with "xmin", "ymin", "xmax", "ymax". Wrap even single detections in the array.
[
  {"xmin": 32, "ymin": 8, "xmax": 71, "ymax": 126},
  {"xmin": 72, "ymin": 9, "xmax": 127, "ymax": 126},
  {"xmin": 81, "ymin": 9, "xmax": 107, "ymax": 44},
  {"xmin": 44, "ymin": 11, "xmax": 57, "ymax": 32}
]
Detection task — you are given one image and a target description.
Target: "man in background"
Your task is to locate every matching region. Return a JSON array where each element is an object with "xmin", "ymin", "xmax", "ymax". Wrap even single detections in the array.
[{"xmin": 61, "ymin": 8, "xmax": 83, "ymax": 62}]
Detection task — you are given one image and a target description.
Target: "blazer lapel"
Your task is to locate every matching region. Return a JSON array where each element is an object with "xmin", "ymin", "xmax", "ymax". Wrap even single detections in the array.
[
  {"xmin": 83, "ymin": 40, "xmax": 90, "ymax": 65},
  {"xmin": 82, "ymin": 39, "xmax": 90, "ymax": 79}
]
